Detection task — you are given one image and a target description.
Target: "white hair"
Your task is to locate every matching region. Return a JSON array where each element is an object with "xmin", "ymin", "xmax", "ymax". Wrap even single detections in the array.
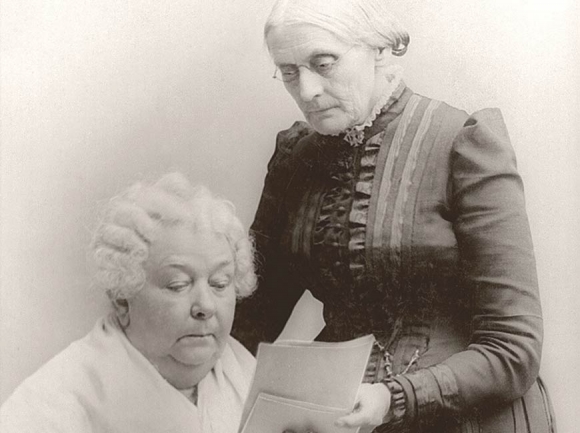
[
  {"xmin": 91, "ymin": 172, "xmax": 257, "ymax": 301},
  {"xmin": 265, "ymin": 0, "xmax": 409, "ymax": 56}
]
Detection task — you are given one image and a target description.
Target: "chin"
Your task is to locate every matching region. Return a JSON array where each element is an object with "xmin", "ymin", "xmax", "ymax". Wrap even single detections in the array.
[
  {"xmin": 173, "ymin": 346, "xmax": 220, "ymax": 367},
  {"xmin": 307, "ymin": 113, "xmax": 352, "ymax": 136}
]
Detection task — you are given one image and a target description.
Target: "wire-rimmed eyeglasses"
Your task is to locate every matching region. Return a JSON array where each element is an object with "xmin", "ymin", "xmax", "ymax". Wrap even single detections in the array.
[{"xmin": 272, "ymin": 46, "xmax": 355, "ymax": 83}]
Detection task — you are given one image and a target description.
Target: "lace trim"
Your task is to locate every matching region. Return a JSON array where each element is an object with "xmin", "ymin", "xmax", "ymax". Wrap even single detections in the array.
[{"xmin": 343, "ymin": 65, "xmax": 404, "ymax": 147}]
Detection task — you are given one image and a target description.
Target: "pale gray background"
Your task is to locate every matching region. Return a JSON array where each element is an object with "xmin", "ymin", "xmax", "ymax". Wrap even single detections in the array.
[{"xmin": 1, "ymin": 1, "xmax": 578, "ymax": 431}]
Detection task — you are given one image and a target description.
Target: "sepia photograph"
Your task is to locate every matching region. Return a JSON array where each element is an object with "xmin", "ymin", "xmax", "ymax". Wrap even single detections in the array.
[{"xmin": 1, "ymin": 0, "xmax": 578, "ymax": 432}]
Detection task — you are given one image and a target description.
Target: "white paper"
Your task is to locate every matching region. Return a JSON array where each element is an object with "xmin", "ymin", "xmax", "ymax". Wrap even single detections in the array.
[
  {"xmin": 240, "ymin": 393, "xmax": 357, "ymax": 433},
  {"xmin": 239, "ymin": 334, "xmax": 375, "ymax": 431},
  {"xmin": 275, "ymin": 289, "xmax": 326, "ymax": 343}
]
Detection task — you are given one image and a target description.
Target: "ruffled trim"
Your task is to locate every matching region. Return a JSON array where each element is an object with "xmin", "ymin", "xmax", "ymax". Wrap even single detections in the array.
[
  {"xmin": 347, "ymin": 132, "xmax": 383, "ymax": 280},
  {"xmin": 342, "ymin": 65, "xmax": 404, "ymax": 147}
]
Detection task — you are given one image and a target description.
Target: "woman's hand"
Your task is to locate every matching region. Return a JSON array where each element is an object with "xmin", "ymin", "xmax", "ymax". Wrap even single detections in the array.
[{"xmin": 335, "ymin": 383, "xmax": 391, "ymax": 432}]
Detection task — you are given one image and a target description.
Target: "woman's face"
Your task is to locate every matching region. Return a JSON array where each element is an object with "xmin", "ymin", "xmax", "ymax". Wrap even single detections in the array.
[
  {"xmin": 267, "ymin": 24, "xmax": 385, "ymax": 135},
  {"xmin": 124, "ymin": 226, "xmax": 236, "ymax": 388}
]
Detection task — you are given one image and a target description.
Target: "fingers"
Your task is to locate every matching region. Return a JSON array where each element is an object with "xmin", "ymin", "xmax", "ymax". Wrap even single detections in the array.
[
  {"xmin": 335, "ymin": 411, "xmax": 370, "ymax": 428},
  {"xmin": 336, "ymin": 408, "xmax": 383, "ymax": 428},
  {"xmin": 335, "ymin": 383, "xmax": 391, "ymax": 428}
]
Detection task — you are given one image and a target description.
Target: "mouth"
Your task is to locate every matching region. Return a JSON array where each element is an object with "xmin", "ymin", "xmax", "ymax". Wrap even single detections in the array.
[
  {"xmin": 178, "ymin": 333, "xmax": 214, "ymax": 341},
  {"xmin": 308, "ymin": 107, "xmax": 335, "ymax": 114}
]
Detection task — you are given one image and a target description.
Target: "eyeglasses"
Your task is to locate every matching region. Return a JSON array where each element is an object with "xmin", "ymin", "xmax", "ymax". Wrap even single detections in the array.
[{"xmin": 272, "ymin": 46, "xmax": 355, "ymax": 83}]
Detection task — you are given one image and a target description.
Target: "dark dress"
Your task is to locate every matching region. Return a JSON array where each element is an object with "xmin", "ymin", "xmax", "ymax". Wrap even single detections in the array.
[{"xmin": 233, "ymin": 85, "xmax": 556, "ymax": 432}]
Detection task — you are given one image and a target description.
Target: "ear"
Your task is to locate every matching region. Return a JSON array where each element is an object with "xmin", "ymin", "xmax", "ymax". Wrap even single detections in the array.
[
  {"xmin": 375, "ymin": 47, "xmax": 392, "ymax": 68},
  {"xmin": 111, "ymin": 298, "xmax": 129, "ymax": 316},
  {"xmin": 112, "ymin": 297, "xmax": 131, "ymax": 328}
]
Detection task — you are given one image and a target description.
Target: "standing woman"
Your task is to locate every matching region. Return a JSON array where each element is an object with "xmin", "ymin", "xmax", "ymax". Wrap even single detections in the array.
[{"xmin": 233, "ymin": 0, "xmax": 556, "ymax": 432}]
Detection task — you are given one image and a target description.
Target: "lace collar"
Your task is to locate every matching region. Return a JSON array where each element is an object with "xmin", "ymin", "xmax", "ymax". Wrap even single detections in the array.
[{"xmin": 341, "ymin": 65, "xmax": 403, "ymax": 147}]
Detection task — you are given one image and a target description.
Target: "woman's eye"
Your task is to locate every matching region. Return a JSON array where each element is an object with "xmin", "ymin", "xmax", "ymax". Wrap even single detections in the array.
[
  {"xmin": 280, "ymin": 67, "xmax": 298, "ymax": 78},
  {"xmin": 313, "ymin": 57, "xmax": 336, "ymax": 73},
  {"xmin": 165, "ymin": 281, "xmax": 190, "ymax": 292},
  {"xmin": 210, "ymin": 279, "xmax": 231, "ymax": 291}
]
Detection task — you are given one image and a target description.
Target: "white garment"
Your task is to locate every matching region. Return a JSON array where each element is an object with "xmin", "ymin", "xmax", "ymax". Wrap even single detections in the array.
[{"xmin": 0, "ymin": 314, "xmax": 256, "ymax": 433}]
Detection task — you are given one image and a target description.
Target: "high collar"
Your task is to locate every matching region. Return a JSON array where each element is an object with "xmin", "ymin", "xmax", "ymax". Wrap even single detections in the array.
[
  {"xmin": 340, "ymin": 65, "xmax": 405, "ymax": 147},
  {"xmin": 319, "ymin": 82, "xmax": 412, "ymax": 148},
  {"xmin": 290, "ymin": 84, "xmax": 414, "ymax": 173}
]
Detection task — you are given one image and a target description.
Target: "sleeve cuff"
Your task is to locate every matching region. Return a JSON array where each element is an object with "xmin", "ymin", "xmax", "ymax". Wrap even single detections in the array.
[
  {"xmin": 402, "ymin": 365, "xmax": 461, "ymax": 421},
  {"xmin": 379, "ymin": 378, "xmax": 410, "ymax": 431},
  {"xmin": 379, "ymin": 365, "xmax": 460, "ymax": 431}
]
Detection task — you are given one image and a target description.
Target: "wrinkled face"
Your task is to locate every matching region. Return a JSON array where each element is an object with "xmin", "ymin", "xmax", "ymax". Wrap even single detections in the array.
[
  {"xmin": 124, "ymin": 226, "xmax": 236, "ymax": 388},
  {"xmin": 267, "ymin": 24, "xmax": 383, "ymax": 135}
]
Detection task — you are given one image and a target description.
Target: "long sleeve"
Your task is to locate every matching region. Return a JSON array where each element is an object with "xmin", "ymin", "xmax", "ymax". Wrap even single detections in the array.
[
  {"xmin": 232, "ymin": 122, "xmax": 312, "ymax": 354},
  {"xmin": 389, "ymin": 109, "xmax": 543, "ymax": 427}
]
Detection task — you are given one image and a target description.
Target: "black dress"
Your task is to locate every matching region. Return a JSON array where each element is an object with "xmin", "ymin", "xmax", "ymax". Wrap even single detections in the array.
[{"xmin": 234, "ymin": 85, "xmax": 556, "ymax": 432}]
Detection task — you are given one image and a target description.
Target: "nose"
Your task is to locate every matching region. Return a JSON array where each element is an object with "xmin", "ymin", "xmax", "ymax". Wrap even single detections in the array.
[
  {"xmin": 190, "ymin": 283, "xmax": 217, "ymax": 320},
  {"xmin": 296, "ymin": 67, "xmax": 324, "ymax": 102}
]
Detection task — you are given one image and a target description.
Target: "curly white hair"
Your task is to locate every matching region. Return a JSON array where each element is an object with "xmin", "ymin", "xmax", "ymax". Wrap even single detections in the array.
[{"xmin": 91, "ymin": 172, "xmax": 257, "ymax": 301}]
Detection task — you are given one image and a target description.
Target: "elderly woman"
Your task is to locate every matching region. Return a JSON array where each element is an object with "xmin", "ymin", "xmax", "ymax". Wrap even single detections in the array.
[
  {"xmin": 1, "ymin": 173, "xmax": 257, "ymax": 433},
  {"xmin": 232, "ymin": 0, "xmax": 556, "ymax": 432}
]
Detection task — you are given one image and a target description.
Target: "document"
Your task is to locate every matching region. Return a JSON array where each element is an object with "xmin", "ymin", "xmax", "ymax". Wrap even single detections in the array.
[
  {"xmin": 275, "ymin": 289, "xmax": 326, "ymax": 343},
  {"xmin": 241, "ymin": 393, "xmax": 357, "ymax": 433},
  {"xmin": 239, "ymin": 290, "xmax": 375, "ymax": 433}
]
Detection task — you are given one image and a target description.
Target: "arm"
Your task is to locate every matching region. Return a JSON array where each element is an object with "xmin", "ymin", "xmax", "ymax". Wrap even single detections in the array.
[
  {"xmin": 395, "ymin": 109, "xmax": 542, "ymax": 425},
  {"xmin": 232, "ymin": 122, "xmax": 312, "ymax": 354},
  {"xmin": 339, "ymin": 109, "xmax": 543, "ymax": 431}
]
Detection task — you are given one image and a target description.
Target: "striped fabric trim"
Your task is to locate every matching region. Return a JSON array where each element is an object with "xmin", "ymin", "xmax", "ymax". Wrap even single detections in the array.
[
  {"xmin": 388, "ymin": 99, "xmax": 441, "ymax": 264},
  {"xmin": 290, "ymin": 178, "xmax": 325, "ymax": 259},
  {"xmin": 370, "ymin": 94, "xmax": 421, "ymax": 254}
]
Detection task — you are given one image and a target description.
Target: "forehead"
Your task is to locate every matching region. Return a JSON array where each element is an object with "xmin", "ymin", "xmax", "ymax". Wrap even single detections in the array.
[
  {"xmin": 147, "ymin": 226, "xmax": 232, "ymax": 269},
  {"xmin": 266, "ymin": 24, "xmax": 351, "ymax": 64}
]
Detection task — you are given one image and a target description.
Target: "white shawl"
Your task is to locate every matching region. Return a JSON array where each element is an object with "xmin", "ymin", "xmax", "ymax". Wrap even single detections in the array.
[{"xmin": 0, "ymin": 314, "xmax": 255, "ymax": 433}]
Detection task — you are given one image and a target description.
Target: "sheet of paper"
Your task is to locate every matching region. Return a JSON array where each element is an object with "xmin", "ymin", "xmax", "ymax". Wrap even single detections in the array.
[
  {"xmin": 240, "ymin": 334, "xmax": 375, "ymax": 430},
  {"xmin": 275, "ymin": 289, "xmax": 326, "ymax": 343},
  {"xmin": 240, "ymin": 393, "xmax": 357, "ymax": 433}
]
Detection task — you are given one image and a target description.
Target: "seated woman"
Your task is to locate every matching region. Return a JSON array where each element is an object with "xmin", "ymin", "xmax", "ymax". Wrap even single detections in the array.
[{"xmin": 0, "ymin": 173, "xmax": 257, "ymax": 433}]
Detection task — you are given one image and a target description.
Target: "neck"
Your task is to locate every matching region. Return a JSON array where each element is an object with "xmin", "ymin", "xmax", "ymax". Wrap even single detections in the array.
[
  {"xmin": 363, "ymin": 64, "xmax": 404, "ymax": 128},
  {"xmin": 341, "ymin": 65, "xmax": 403, "ymax": 146}
]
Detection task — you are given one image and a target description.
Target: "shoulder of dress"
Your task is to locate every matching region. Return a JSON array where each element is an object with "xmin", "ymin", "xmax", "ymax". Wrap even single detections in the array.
[
  {"xmin": 451, "ymin": 107, "xmax": 517, "ymax": 174},
  {"xmin": 426, "ymin": 96, "xmax": 470, "ymax": 126},
  {"xmin": 406, "ymin": 96, "xmax": 511, "ymax": 153},
  {"xmin": 419, "ymin": 97, "xmax": 508, "ymax": 142},
  {"xmin": 395, "ymin": 92, "xmax": 469, "ymax": 138},
  {"xmin": 275, "ymin": 121, "xmax": 315, "ymax": 156},
  {"xmin": 460, "ymin": 108, "xmax": 510, "ymax": 141},
  {"xmin": 453, "ymin": 107, "xmax": 512, "ymax": 152}
]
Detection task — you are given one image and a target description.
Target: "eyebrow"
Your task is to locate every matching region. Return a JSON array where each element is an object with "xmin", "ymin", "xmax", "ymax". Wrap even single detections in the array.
[
  {"xmin": 276, "ymin": 52, "xmax": 339, "ymax": 67},
  {"xmin": 163, "ymin": 258, "xmax": 234, "ymax": 274},
  {"xmin": 210, "ymin": 259, "xmax": 235, "ymax": 274}
]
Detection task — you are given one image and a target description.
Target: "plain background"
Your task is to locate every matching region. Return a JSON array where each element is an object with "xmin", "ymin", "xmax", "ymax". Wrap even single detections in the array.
[{"xmin": 1, "ymin": 0, "xmax": 578, "ymax": 431}]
